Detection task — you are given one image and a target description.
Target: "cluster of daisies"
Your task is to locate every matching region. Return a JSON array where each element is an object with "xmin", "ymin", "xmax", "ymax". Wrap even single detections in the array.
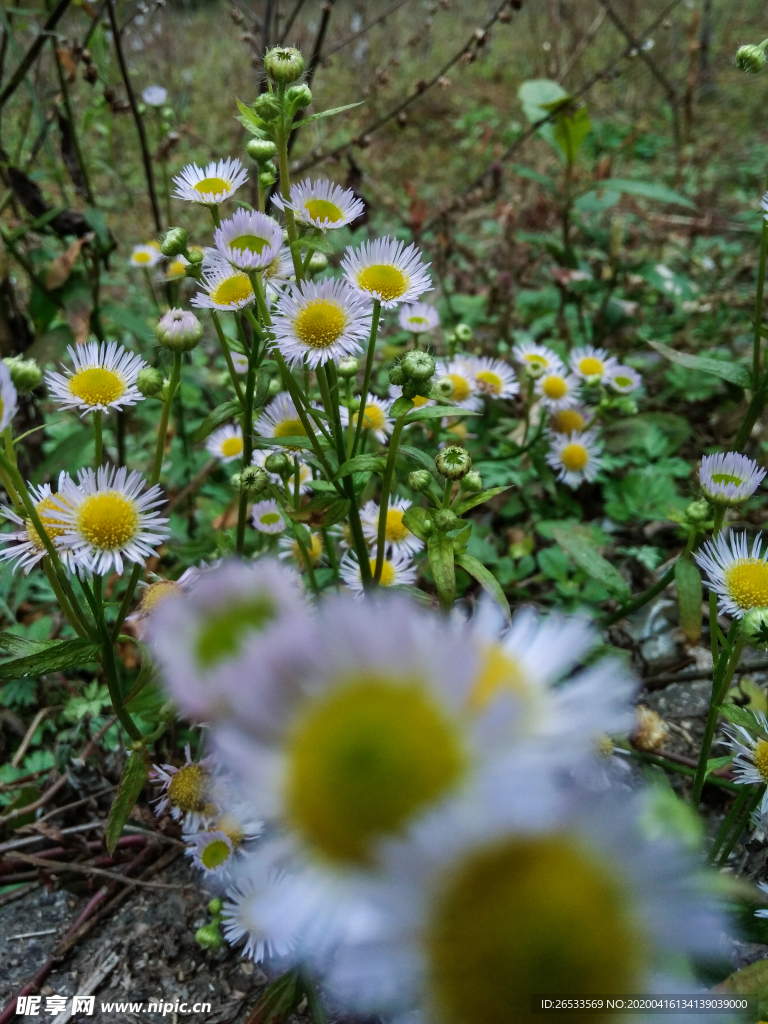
[{"xmin": 143, "ymin": 558, "xmax": 729, "ymax": 1021}]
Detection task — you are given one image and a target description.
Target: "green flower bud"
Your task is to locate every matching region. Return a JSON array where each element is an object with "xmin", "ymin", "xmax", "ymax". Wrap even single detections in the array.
[
  {"xmin": 246, "ymin": 138, "xmax": 278, "ymax": 163},
  {"xmin": 259, "ymin": 170, "xmax": 277, "ymax": 192},
  {"xmin": 401, "ymin": 380, "xmax": 418, "ymax": 399},
  {"xmin": 264, "ymin": 46, "xmax": 305, "ymax": 84},
  {"xmin": 685, "ymin": 499, "xmax": 710, "ymax": 523},
  {"xmin": 401, "ymin": 350, "xmax": 435, "ymax": 382},
  {"xmin": 136, "ymin": 366, "xmax": 164, "ymax": 398},
  {"xmin": 308, "ymin": 251, "xmax": 328, "ymax": 274},
  {"xmin": 155, "ymin": 308, "xmax": 203, "ymax": 352},
  {"xmin": 432, "ymin": 375, "xmax": 455, "ymax": 400},
  {"xmin": 736, "ymin": 42, "xmax": 768, "ymax": 73},
  {"xmin": 265, "ymin": 451, "xmax": 290, "ymax": 474},
  {"xmin": 195, "ymin": 922, "xmax": 223, "ymax": 950},
  {"xmin": 408, "ymin": 469, "xmax": 432, "ymax": 493},
  {"xmin": 160, "ymin": 227, "xmax": 188, "ymax": 258},
  {"xmin": 239, "ymin": 466, "xmax": 269, "ymax": 495},
  {"xmin": 286, "ymin": 83, "xmax": 312, "ymax": 110},
  {"xmin": 413, "ymin": 379, "xmax": 435, "ymax": 398},
  {"xmin": 252, "ymin": 92, "xmax": 282, "ymax": 122},
  {"xmin": 3, "ymin": 357, "xmax": 41, "ymax": 393},
  {"xmin": 186, "ymin": 248, "xmax": 204, "ymax": 265},
  {"xmin": 454, "ymin": 322, "xmax": 473, "ymax": 342},
  {"xmin": 389, "ymin": 365, "xmax": 407, "ymax": 386},
  {"xmin": 267, "ymin": 377, "xmax": 282, "ymax": 397},
  {"xmin": 432, "ymin": 508, "xmax": 461, "ymax": 531},
  {"xmin": 461, "ymin": 470, "xmax": 483, "ymax": 493},
  {"xmin": 208, "ymin": 898, "xmax": 223, "ymax": 915},
  {"xmin": 159, "ymin": 378, "xmax": 171, "ymax": 402},
  {"xmin": 230, "ymin": 472, "xmax": 242, "ymax": 491},
  {"xmin": 337, "ymin": 356, "xmax": 360, "ymax": 379},
  {"xmin": 436, "ymin": 445, "xmax": 471, "ymax": 480},
  {"xmin": 742, "ymin": 607, "xmax": 768, "ymax": 649}
]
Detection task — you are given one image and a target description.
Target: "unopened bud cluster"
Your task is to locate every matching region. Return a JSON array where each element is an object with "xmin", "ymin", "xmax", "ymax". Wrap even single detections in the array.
[
  {"xmin": 389, "ymin": 351, "xmax": 436, "ymax": 399},
  {"xmin": 436, "ymin": 445, "xmax": 472, "ymax": 480},
  {"xmin": 232, "ymin": 466, "xmax": 269, "ymax": 495}
]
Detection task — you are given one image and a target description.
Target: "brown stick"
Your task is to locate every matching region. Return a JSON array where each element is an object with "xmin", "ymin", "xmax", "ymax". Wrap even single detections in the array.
[
  {"xmin": 0, "ymin": 0, "xmax": 73, "ymax": 111},
  {"xmin": 11, "ymin": 705, "xmax": 60, "ymax": 767},
  {"xmin": 7, "ymin": 850, "xmax": 190, "ymax": 890}
]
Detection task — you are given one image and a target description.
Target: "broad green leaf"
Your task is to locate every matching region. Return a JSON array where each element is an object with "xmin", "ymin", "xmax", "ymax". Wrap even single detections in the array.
[
  {"xmin": 718, "ymin": 703, "xmax": 765, "ymax": 734},
  {"xmin": 105, "ymin": 746, "xmax": 150, "ymax": 854},
  {"xmin": 453, "ymin": 485, "xmax": 511, "ymax": 515},
  {"xmin": 294, "ymin": 101, "xmax": 364, "ymax": 130},
  {"xmin": 573, "ymin": 189, "xmax": 621, "ymax": 214},
  {"xmin": 648, "ymin": 340, "xmax": 751, "ymax": 389},
  {"xmin": 0, "ymin": 639, "xmax": 102, "ymax": 680},
  {"xmin": 0, "ymin": 633, "xmax": 58, "ymax": 657},
  {"xmin": 404, "ymin": 405, "xmax": 480, "ymax": 424},
  {"xmin": 517, "ymin": 79, "xmax": 567, "ymax": 152},
  {"xmin": 675, "ymin": 556, "xmax": 702, "ymax": 644},
  {"xmin": 455, "ymin": 553, "xmax": 510, "ymax": 620},
  {"xmin": 428, "ymin": 531, "xmax": 456, "ymax": 612},
  {"xmin": 335, "ymin": 454, "xmax": 386, "ymax": 480},
  {"xmin": 191, "ymin": 401, "xmax": 242, "ymax": 444},
  {"xmin": 452, "ymin": 523, "xmax": 472, "ymax": 552},
  {"xmin": 284, "ymin": 495, "xmax": 350, "ymax": 529},
  {"xmin": 597, "ymin": 177, "xmax": 695, "ymax": 210},
  {"xmin": 551, "ymin": 527, "xmax": 630, "ymax": 600},
  {"xmin": 402, "ymin": 506, "xmax": 432, "ymax": 542},
  {"xmin": 551, "ymin": 104, "xmax": 591, "ymax": 165},
  {"xmin": 390, "ymin": 396, "xmax": 415, "ymax": 418},
  {"xmin": 704, "ymin": 755, "xmax": 733, "ymax": 780},
  {"xmin": 235, "ymin": 97, "xmax": 268, "ymax": 134}
]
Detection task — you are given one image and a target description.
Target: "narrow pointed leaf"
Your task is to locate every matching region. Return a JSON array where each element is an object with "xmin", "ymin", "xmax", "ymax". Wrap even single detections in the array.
[
  {"xmin": 675, "ymin": 555, "xmax": 703, "ymax": 644},
  {"xmin": 455, "ymin": 553, "xmax": 510, "ymax": 620},
  {"xmin": 551, "ymin": 527, "xmax": 630, "ymax": 600},
  {"xmin": 335, "ymin": 454, "xmax": 386, "ymax": 480},
  {"xmin": 0, "ymin": 639, "xmax": 102, "ymax": 680},
  {"xmin": 453, "ymin": 485, "xmax": 510, "ymax": 515},
  {"xmin": 405, "ymin": 405, "xmax": 480, "ymax": 423},
  {"xmin": 428, "ymin": 531, "xmax": 456, "ymax": 612},
  {"xmin": 648, "ymin": 340, "xmax": 751, "ymax": 389},
  {"xmin": 105, "ymin": 746, "xmax": 150, "ymax": 854},
  {"xmin": 191, "ymin": 400, "xmax": 242, "ymax": 444}
]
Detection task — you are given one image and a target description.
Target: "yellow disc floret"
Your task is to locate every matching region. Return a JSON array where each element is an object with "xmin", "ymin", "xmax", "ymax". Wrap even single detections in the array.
[
  {"xmin": 274, "ymin": 418, "xmax": 307, "ymax": 438},
  {"xmin": 194, "ymin": 176, "xmax": 231, "ymax": 197},
  {"xmin": 475, "ymin": 370, "xmax": 503, "ymax": 395},
  {"xmin": 578, "ymin": 356, "xmax": 604, "ymax": 376},
  {"xmin": 200, "ymin": 837, "xmax": 233, "ymax": 871},
  {"xmin": 560, "ymin": 443, "xmax": 589, "ymax": 473},
  {"xmin": 357, "ymin": 265, "xmax": 408, "ymax": 302},
  {"xmin": 753, "ymin": 740, "xmax": 768, "ymax": 782},
  {"xmin": 294, "ymin": 299, "xmax": 347, "ymax": 349},
  {"xmin": 167, "ymin": 763, "xmax": 210, "ymax": 813},
  {"xmin": 211, "ymin": 274, "xmax": 253, "ymax": 307},
  {"xmin": 542, "ymin": 375, "xmax": 568, "ymax": 400},
  {"xmin": 469, "ymin": 643, "xmax": 528, "ymax": 710},
  {"xmin": 26, "ymin": 493, "xmax": 70, "ymax": 550},
  {"xmin": 140, "ymin": 579, "xmax": 181, "ymax": 614},
  {"xmin": 292, "ymin": 532, "xmax": 324, "ymax": 568},
  {"xmin": 304, "ymin": 199, "xmax": 343, "ymax": 223},
  {"xmin": 221, "ymin": 436, "xmax": 244, "ymax": 458},
  {"xmin": 368, "ymin": 558, "xmax": 397, "ymax": 586},
  {"xmin": 724, "ymin": 560, "xmax": 768, "ymax": 611},
  {"xmin": 285, "ymin": 677, "xmax": 466, "ymax": 863},
  {"xmin": 132, "ymin": 251, "xmax": 153, "ymax": 265},
  {"xmin": 69, "ymin": 367, "xmax": 126, "ymax": 407},
  {"xmin": 426, "ymin": 837, "xmax": 643, "ymax": 1024},
  {"xmin": 216, "ymin": 813, "xmax": 245, "ymax": 846},
  {"xmin": 384, "ymin": 509, "xmax": 410, "ymax": 544},
  {"xmin": 357, "ymin": 404, "xmax": 387, "ymax": 432},
  {"xmin": 76, "ymin": 491, "xmax": 140, "ymax": 551},
  {"xmin": 229, "ymin": 233, "xmax": 269, "ymax": 254},
  {"xmin": 448, "ymin": 374, "xmax": 471, "ymax": 403},
  {"xmin": 552, "ymin": 409, "xmax": 586, "ymax": 434},
  {"xmin": 711, "ymin": 472, "xmax": 743, "ymax": 486}
]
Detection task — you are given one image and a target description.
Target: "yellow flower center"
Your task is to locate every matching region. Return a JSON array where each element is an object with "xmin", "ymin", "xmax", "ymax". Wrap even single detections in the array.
[
  {"xmin": 469, "ymin": 643, "xmax": 528, "ymax": 710},
  {"xmin": 259, "ymin": 511, "xmax": 282, "ymax": 526},
  {"xmin": 613, "ymin": 375, "xmax": 633, "ymax": 388},
  {"xmin": 542, "ymin": 375, "xmax": 568, "ymax": 400},
  {"xmin": 304, "ymin": 198, "xmax": 344, "ymax": 223},
  {"xmin": 552, "ymin": 409, "xmax": 586, "ymax": 434},
  {"xmin": 167, "ymin": 259, "xmax": 187, "ymax": 278},
  {"xmin": 427, "ymin": 836, "xmax": 642, "ymax": 1024},
  {"xmin": 292, "ymin": 532, "xmax": 324, "ymax": 568},
  {"xmin": 229, "ymin": 233, "xmax": 270, "ymax": 255},
  {"xmin": 200, "ymin": 837, "xmax": 232, "ymax": 870},
  {"xmin": 76, "ymin": 491, "xmax": 140, "ymax": 551},
  {"xmin": 194, "ymin": 176, "xmax": 231, "ymax": 197},
  {"xmin": 167, "ymin": 763, "xmax": 209, "ymax": 813},
  {"xmin": 475, "ymin": 370, "xmax": 503, "ymax": 395},
  {"xmin": 216, "ymin": 813, "xmax": 245, "ymax": 846},
  {"xmin": 294, "ymin": 299, "xmax": 347, "ymax": 349},
  {"xmin": 578, "ymin": 356, "xmax": 604, "ymax": 376},
  {"xmin": 407, "ymin": 315, "xmax": 428, "ymax": 326},
  {"xmin": 355, "ymin": 403, "xmax": 387, "ymax": 432},
  {"xmin": 69, "ymin": 367, "xmax": 126, "ymax": 407},
  {"xmin": 26, "ymin": 493, "xmax": 70, "ymax": 550},
  {"xmin": 754, "ymin": 740, "xmax": 768, "ymax": 782},
  {"xmin": 211, "ymin": 274, "xmax": 253, "ymax": 307},
  {"xmin": 711, "ymin": 472, "xmax": 743, "ymax": 486},
  {"xmin": 274, "ymin": 417, "xmax": 307, "ymax": 438},
  {"xmin": 141, "ymin": 579, "xmax": 181, "ymax": 613},
  {"xmin": 357, "ymin": 264, "xmax": 408, "ymax": 301},
  {"xmin": 264, "ymin": 255, "xmax": 282, "ymax": 280},
  {"xmin": 412, "ymin": 393, "xmax": 429, "ymax": 407},
  {"xmin": 220, "ymin": 436, "xmax": 244, "ymax": 458},
  {"xmin": 384, "ymin": 508, "xmax": 410, "ymax": 544},
  {"xmin": 194, "ymin": 595, "xmax": 278, "ymax": 668},
  {"xmin": 368, "ymin": 557, "xmax": 397, "ymax": 586},
  {"xmin": 724, "ymin": 559, "xmax": 768, "ymax": 610},
  {"xmin": 448, "ymin": 374, "xmax": 471, "ymax": 402},
  {"xmin": 284, "ymin": 678, "xmax": 466, "ymax": 863},
  {"xmin": 132, "ymin": 251, "xmax": 152, "ymax": 264},
  {"xmin": 560, "ymin": 443, "xmax": 589, "ymax": 473},
  {"xmin": 524, "ymin": 354, "xmax": 547, "ymax": 368}
]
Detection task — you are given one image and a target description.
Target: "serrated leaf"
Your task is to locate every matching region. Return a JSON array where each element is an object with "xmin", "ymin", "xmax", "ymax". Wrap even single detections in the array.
[
  {"xmin": 455, "ymin": 553, "xmax": 510, "ymax": 621},
  {"xmin": 428, "ymin": 531, "xmax": 455, "ymax": 613},
  {"xmin": 718, "ymin": 703, "xmax": 766, "ymax": 735},
  {"xmin": 191, "ymin": 401, "xmax": 242, "ymax": 444},
  {"xmin": 105, "ymin": 746, "xmax": 150, "ymax": 855},
  {"xmin": 404, "ymin": 405, "xmax": 480, "ymax": 424},
  {"xmin": 453, "ymin": 485, "xmax": 511, "ymax": 515},
  {"xmin": 648, "ymin": 340, "xmax": 751, "ymax": 389},
  {"xmin": 294, "ymin": 101, "xmax": 364, "ymax": 130},
  {"xmin": 675, "ymin": 556, "xmax": 703, "ymax": 644},
  {"xmin": 402, "ymin": 506, "xmax": 432, "ymax": 542},
  {"xmin": 335, "ymin": 454, "xmax": 386, "ymax": 480},
  {"xmin": 0, "ymin": 639, "xmax": 102, "ymax": 680},
  {"xmin": 283, "ymin": 495, "xmax": 350, "ymax": 529},
  {"xmin": 551, "ymin": 527, "xmax": 630, "ymax": 600}
]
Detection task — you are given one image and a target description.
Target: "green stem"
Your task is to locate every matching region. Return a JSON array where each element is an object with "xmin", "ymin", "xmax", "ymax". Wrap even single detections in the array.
[
  {"xmin": 151, "ymin": 353, "xmax": 182, "ymax": 485},
  {"xmin": 352, "ymin": 300, "xmax": 381, "ymax": 457},
  {"xmin": 211, "ymin": 311, "xmax": 246, "ymax": 405},
  {"xmin": 373, "ymin": 413, "xmax": 408, "ymax": 585},
  {"xmin": 441, "ymin": 478, "xmax": 453, "ymax": 508},
  {"xmin": 692, "ymin": 629, "xmax": 744, "ymax": 808},
  {"xmin": 753, "ymin": 218, "xmax": 768, "ymax": 385},
  {"xmin": 0, "ymin": 427, "xmax": 21, "ymax": 510},
  {"xmin": 625, "ymin": 748, "xmax": 739, "ymax": 791},
  {"xmin": 96, "ymin": 597, "xmax": 141, "ymax": 741},
  {"xmin": 93, "ymin": 409, "xmax": 103, "ymax": 468},
  {"xmin": 42, "ymin": 558, "xmax": 88, "ymax": 640},
  {"xmin": 275, "ymin": 127, "xmax": 303, "ymax": 281},
  {"xmin": 717, "ymin": 787, "xmax": 763, "ymax": 866},
  {"xmin": 708, "ymin": 787, "xmax": 752, "ymax": 864},
  {"xmin": 112, "ymin": 563, "xmax": 143, "ymax": 641},
  {"xmin": 236, "ymin": 338, "xmax": 259, "ymax": 556},
  {"xmin": 599, "ymin": 563, "xmax": 676, "ymax": 627},
  {"xmin": 210, "ymin": 204, "xmax": 221, "ymax": 229}
]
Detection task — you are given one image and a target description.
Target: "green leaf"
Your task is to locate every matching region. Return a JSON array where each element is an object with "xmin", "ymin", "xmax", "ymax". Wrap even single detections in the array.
[
  {"xmin": 718, "ymin": 703, "xmax": 766, "ymax": 734},
  {"xmin": 428, "ymin": 531, "xmax": 456, "ymax": 613},
  {"xmin": 552, "ymin": 104, "xmax": 591, "ymax": 165},
  {"xmin": 390, "ymin": 396, "xmax": 415, "ymax": 418},
  {"xmin": 509, "ymin": 163, "xmax": 558, "ymax": 193},
  {"xmin": 675, "ymin": 556, "xmax": 702, "ymax": 644},
  {"xmin": 453, "ymin": 485, "xmax": 511, "ymax": 515},
  {"xmin": 551, "ymin": 527, "xmax": 630, "ymax": 600},
  {"xmin": 0, "ymin": 633, "xmax": 59, "ymax": 658},
  {"xmin": 596, "ymin": 177, "xmax": 695, "ymax": 210},
  {"xmin": 191, "ymin": 401, "xmax": 242, "ymax": 445},
  {"xmin": 253, "ymin": 369, "xmax": 271, "ymax": 411},
  {"xmin": 404, "ymin": 405, "xmax": 480, "ymax": 424},
  {"xmin": 294, "ymin": 101, "xmax": 364, "ymax": 130},
  {"xmin": 335, "ymin": 454, "xmax": 386, "ymax": 480},
  {"xmin": 283, "ymin": 495, "xmax": 350, "ymax": 529},
  {"xmin": 402, "ymin": 506, "xmax": 432, "ymax": 543},
  {"xmin": 704, "ymin": 755, "xmax": 733, "ymax": 780},
  {"xmin": 399, "ymin": 444, "xmax": 441, "ymax": 480},
  {"xmin": 101, "ymin": 305, "xmax": 157, "ymax": 347},
  {"xmin": 105, "ymin": 746, "xmax": 150, "ymax": 855},
  {"xmin": 122, "ymin": 650, "xmax": 156, "ymax": 710},
  {"xmin": 255, "ymin": 435, "xmax": 317, "ymax": 450},
  {"xmin": 294, "ymin": 233, "xmax": 335, "ymax": 255},
  {"xmin": 0, "ymin": 639, "xmax": 102, "ymax": 680},
  {"xmin": 647, "ymin": 340, "xmax": 751, "ymax": 389},
  {"xmin": 455, "ymin": 553, "xmax": 510, "ymax": 620},
  {"xmin": 517, "ymin": 79, "xmax": 568, "ymax": 154},
  {"xmin": 235, "ymin": 97, "xmax": 268, "ymax": 134},
  {"xmin": 452, "ymin": 523, "xmax": 472, "ymax": 552}
]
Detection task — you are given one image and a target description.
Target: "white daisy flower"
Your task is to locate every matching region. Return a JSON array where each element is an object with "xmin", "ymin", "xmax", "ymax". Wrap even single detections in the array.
[
  {"xmin": 0, "ymin": 473, "xmax": 76, "ymax": 574},
  {"xmin": 252, "ymin": 448, "xmax": 313, "ymax": 494},
  {"xmin": 436, "ymin": 359, "xmax": 481, "ymax": 411},
  {"xmin": 45, "ymin": 341, "xmax": 147, "ymax": 417},
  {"xmin": 49, "ymin": 465, "xmax": 169, "ymax": 576},
  {"xmin": 606, "ymin": 364, "xmax": 642, "ymax": 394},
  {"xmin": 278, "ymin": 531, "xmax": 325, "ymax": 570},
  {"xmin": 230, "ymin": 352, "xmax": 249, "ymax": 374},
  {"xmin": 699, "ymin": 452, "xmax": 766, "ymax": 506},
  {"xmin": 0, "ymin": 360, "xmax": 18, "ymax": 432},
  {"xmin": 149, "ymin": 744, "xmax": 216, "ymax": 831},
  {"xmin": 549, "ymin": 406, "xmax": 590, "ymax": 435},
  {"xmin": 342, "ymin": 236, "xmax": 432, "ymax": 308},
  {"xmin": 694, "ymin": 530, "xmax": 768, "ymax": 619},
  {"xmin": 272, "ymin": 177, "xmax": 365, "ymax": 230},
  {"xmin": 129, "ymin": 242, "xmax": 162, "ymax": 268},
  {"xmin": 464, "ymin": 355, "xmax": 519, "ymax": 400},
  {"xmin": 173, "ymin": 157, "xmax": 248, "ymax": 206},
  {"xmin": 511, "ymin": 340, "xmax": 564, "ymax": 379},
  {"xmin": 398, "ymin": 302, "xmax": 440, "ymax": 334},
  {"xmin": 570, "ymin": 344, "xmax": 619, "ymax": 381},
  {"xmin": 360, "ymin": 498, "xmax": 423, "ymax": 556},
  {"xmin": 190, "ymin": 256, "xmax": 255, "ymax": 312},
  {"xmin": 271, "ymin": 278, "xmax": 371, "ymax": 368},
  {"xmin": 254, "ymin": 393, "xmax": 309, "ymax": 450},
  {"xmin": 213, "ymin": 209, "xmax": 283, "ymax": 272},
  {"xmin": 222, "ymin": 872, "xmax": 294, "ymax": 963},
  {"xmin": 142, "ymin": 85, "xmax": 167, "ymax": 107},
  {"xmin": 186, "ymin": 829, "xmax": 235, "ymax": 876},
  {"xmin": 724, "ymin": 708, "xmax": 768, "ymax": 813},
  {"xmin": 535, "ymin": 369, "xmax": 581, "ymax": 411},
  {"xmin": 146, "ymin": 559, "xmax": 315, "ymax": 727},
  {"xmin": 252, "ymin": 498, "xmax": 286, "ymax": 535},
  {"xmin": 546, "ymin": 430, "xmax": 602, "ymax": 488},
  {"xmin": 339, "ymin": 548, "xmax": 417, "ymax": 593},
  {"xmin": 339, "ymin": 394, "xmax": 393, "ymax": 444},
  {"xmin": 207, "ymin": 423, "xmax": 244, "ymax": 463}
]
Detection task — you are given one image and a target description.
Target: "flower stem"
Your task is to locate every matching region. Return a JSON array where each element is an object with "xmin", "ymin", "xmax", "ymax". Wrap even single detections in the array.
[
  {"xmin": 753, "ymin": 216, "xmax": 768, "ymax": 384},
  {"xmin": 708, "ymin": 786, "xmax": 752, "ymax": 864},
  {"xmin": 275, "ymin": 127, "xmax": 303, "ymax": 281},
  {"xmin": 692, "ymin": 628, "xmax": 744, "ymax": 808},
  {"xmin": 352, "ymin": 300, "xmax": 381, "ymax": 458},
  {"xmin": 236, "ymin": 332, "xmax": 259, "ymax": 555},
  {"xmin": 373, "ymin": 413, "xmax": 408, "ymax": 585},
  {"xmin": 42, "ymin": 558, "xmax": 88, "ymax": 640},
  {"xmin": 211, "ymin": 311, "xmax": 246, "ymax": 405},
  {"xmin": 716, "ymin": 786, "xmax": 763, "ymax": 866},
  {"xmin": 599, "ymin": 563, "xmax": 676, "ymax": 627},
  {"xmin": 151, "ymin": 353, "xmax": 182, "ymax": 485},
  {"xmin": 93, "ymin": 409, "xmax": 103, "ymax": 468}
]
